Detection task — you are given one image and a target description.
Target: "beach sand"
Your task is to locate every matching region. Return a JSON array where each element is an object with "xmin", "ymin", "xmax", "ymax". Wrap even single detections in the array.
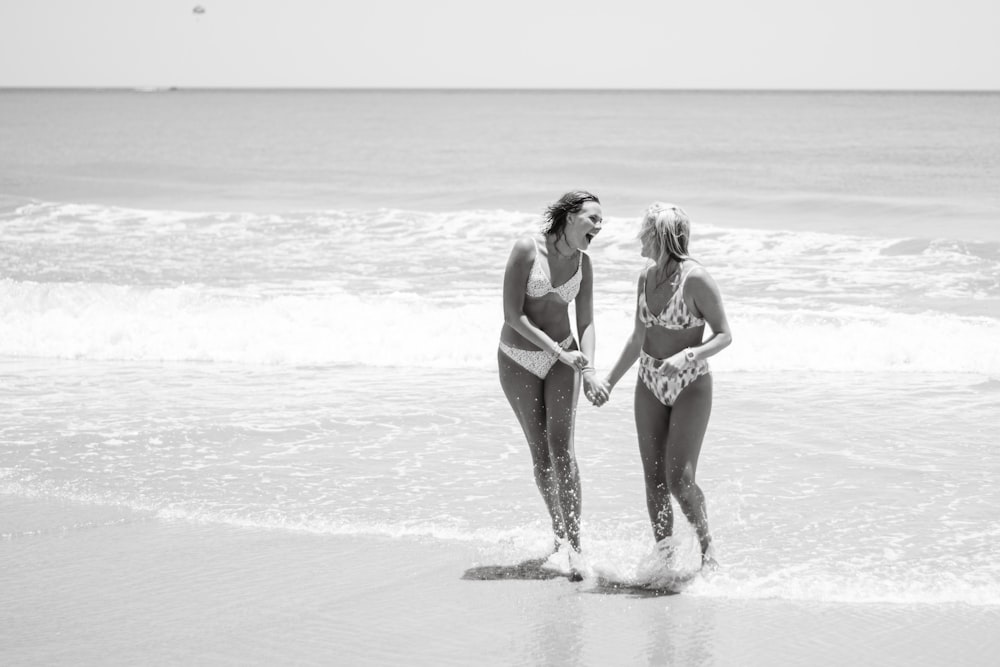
[{"xmin": 3, "ymin": 495, "xmax": 997, "ymax": 666}]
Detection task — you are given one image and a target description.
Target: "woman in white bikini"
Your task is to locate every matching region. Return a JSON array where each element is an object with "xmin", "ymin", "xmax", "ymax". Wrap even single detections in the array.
[
  {"xmin": 599, "ymin": 203, "xmax": 732, "ymax": 570},
  {"xmin": 498, "ymin": 190, "xmax": 608, "ymax": 576}
]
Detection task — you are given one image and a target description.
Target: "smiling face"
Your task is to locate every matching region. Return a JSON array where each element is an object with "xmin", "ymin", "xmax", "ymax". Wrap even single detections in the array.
[{"xmin": 564, "ymin": 201, "xmax": 603, "ymax": 251}]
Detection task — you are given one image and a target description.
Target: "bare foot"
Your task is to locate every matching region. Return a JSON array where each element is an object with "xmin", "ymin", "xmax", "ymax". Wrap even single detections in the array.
[
  {"xmin": 655, "ymin": 537, "xmax": 680, "ymax": 568},
  {"xmin": 542, "ymin": 539, "xmax": 570, "ymax": 574},
  {"xmin": 549, "ymin": 537, "xmax": 564, "ymax": 556},
  {"xmin": 568, "ymin": 548, "xmax": 591, "ymax": 582},
  {"xmin": 701, "ymin": 544, "xmax": 719, "ymax": 572}
]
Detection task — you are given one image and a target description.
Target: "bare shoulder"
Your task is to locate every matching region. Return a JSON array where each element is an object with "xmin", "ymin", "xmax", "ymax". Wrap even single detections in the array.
[
  {"xmin": 509, "ymin": 235, "xmax": 539, "ymax": 262},
  {"xmin": 684, "ymin": 262, "xmax": 721, "ymax": 294}
]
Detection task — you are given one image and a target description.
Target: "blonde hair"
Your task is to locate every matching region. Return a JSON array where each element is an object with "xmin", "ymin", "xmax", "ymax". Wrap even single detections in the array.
[{"xmin": 638, "ymin": 202, "xmax": 691, "ymax": 265}]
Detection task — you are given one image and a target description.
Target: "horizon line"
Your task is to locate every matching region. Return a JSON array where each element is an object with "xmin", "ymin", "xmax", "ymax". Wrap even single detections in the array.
[{"xmin": 1, "ymin": 85, "xmax": 998, "ymax": 94}]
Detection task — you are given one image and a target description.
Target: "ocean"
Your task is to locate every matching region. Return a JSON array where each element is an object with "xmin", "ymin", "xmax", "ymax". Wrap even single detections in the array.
[{"xmin": 2, "ymin": 89, "xmax": 999, "ymax": 664}]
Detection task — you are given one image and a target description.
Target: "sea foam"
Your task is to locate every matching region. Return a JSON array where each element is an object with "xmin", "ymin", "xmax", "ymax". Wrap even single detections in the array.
[{"xmin": 1, "ymin": 278, "xmax": 998, "ymax": 374}]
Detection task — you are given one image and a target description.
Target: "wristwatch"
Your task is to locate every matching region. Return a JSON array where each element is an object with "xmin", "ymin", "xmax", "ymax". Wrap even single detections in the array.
[{"xmin": 683, "ymin": 348, "xmax": 697, "ymax": 363}]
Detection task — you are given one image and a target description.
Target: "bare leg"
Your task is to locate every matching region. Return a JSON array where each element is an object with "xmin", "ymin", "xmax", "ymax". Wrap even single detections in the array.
[
  {"xmin": 634, "ymin": 378, "xmax": 674, "ymax": 544},
  {"xmin": 664, "ymin": 373, "xmax": 715, "ymax": 566},
  {"xmin": 498, "ymin": 350, "xmax": 567, "ymax": 544},
  {"xmin": 543, "ymin": 359, "xmax": 583, "ymax": 553}
]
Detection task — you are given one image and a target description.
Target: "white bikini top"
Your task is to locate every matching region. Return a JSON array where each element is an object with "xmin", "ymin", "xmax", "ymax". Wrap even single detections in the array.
[{"xmin": 525, "ymin": 240, "xmax": 583, "ymax": 303}]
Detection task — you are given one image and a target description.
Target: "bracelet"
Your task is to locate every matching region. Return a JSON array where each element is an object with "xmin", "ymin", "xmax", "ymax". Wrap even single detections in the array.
[{"xmin": 580, "ymin": 366, "xmax": 596, "ymax": 375}]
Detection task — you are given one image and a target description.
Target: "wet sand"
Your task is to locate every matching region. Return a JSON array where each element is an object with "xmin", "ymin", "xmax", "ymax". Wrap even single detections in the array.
[{"xmin": 3, "ymin": 496, "xmax": 998, "ymax": 666}]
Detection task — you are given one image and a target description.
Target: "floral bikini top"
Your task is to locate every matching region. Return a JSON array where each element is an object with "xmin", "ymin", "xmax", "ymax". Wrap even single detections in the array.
[
  {"xmin": 638, "ymin": 263, "xmax": 705, "ymax": 330},
  {"xmin": 525, "ymin": 239, "xmax": 583, "ymax": 303}
]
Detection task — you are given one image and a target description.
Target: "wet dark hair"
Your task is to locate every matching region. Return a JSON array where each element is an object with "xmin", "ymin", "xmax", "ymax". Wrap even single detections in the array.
[{"xmin": 542, "ymin": 190, "xmax": 601, "ymax": 236}]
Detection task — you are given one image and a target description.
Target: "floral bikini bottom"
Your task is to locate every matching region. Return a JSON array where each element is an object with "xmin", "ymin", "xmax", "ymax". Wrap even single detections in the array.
[{"xmin": 638, "ymin": 350, "xmax": 710, "ymax": 406}]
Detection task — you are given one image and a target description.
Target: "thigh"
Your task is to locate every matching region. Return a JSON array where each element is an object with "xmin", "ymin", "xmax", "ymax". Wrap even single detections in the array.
[
  {"xmin": 542, "ymin": 359, "xmax": 579, "ymax": 455},
  {"xmin": 498, "ymin": 348, "xmax": 547, "ymax": 446},
  {"xmin": 665, "ymin": 373, "xmax": 713, "ymax": 479},
  {"xmin": 634, "ymin": 377, "xmax": 672, "ymax": 480}
]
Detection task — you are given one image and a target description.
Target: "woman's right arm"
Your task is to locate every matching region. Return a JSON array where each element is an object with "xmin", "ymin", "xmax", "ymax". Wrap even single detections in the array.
[
  {"xmin": 602, "ymin": 272, "xmax": 647, "ymax": 393},
  {"xmin": 503, "ymin": 238, "xmax": 580, "ymax": 363}
]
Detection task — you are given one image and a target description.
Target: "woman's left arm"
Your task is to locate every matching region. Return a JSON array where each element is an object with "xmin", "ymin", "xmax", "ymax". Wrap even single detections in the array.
[
  {"xmin": 575, "ymin": 254, "xmax": 607, "ymax": 403},
  {"xmin": 686, "ymin": 266, "xmax": 733, "ymax": 360},
  {"xmin": 575, "ymin": 254, "xmax": 597, "ymax": 366}
]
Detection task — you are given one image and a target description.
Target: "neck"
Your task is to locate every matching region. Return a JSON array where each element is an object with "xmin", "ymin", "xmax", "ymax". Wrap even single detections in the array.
[
  {"xmin": 548, "ymin": 235, "xmax": 577, "ymax": 259},
  {"xmin": 659, "ymin": 257, "xmax": 681, "ymax": 273},
  {"xmin": 655, "ymin": 257, "xmax": 682, "ymax": 288}
]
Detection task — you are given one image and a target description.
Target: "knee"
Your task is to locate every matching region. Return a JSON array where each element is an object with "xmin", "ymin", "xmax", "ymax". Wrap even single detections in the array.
[
  {"xmin": 530, "ymin": 452, "xmax": 554, "ymax": 475},
  {"xmin": 640, "ymin": 456, "xmax": 668, "ymax": 489},
  {"xmin": 668, "ymin": 465, "xmax": 699, "ymax": 498},
  {"xmin": 553, "ymin": 453, "xmax": 578, "ymax": 473},
  {"xmin": 643, "ymin": 470, "xmax": 668, "ymax": 493},
  {"xmin": 646, "ymin": 481, "xmax": 669, "ymax": 500},
  {"xmin": 549, "ymin": 452, "xmax": 578, "ymax": 479}
]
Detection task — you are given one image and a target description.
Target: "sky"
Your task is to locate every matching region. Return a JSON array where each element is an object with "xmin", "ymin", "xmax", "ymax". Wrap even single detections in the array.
[{"xmin": 1, "ymin": 0, "xmax": 998, "ymax": 90}]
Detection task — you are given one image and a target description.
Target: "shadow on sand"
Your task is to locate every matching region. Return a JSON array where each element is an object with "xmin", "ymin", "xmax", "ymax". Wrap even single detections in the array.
[
  {"xmin": 582, "ymin": 577, "xmax": 685, "ymax": 598},
  {"xmin": 462, "ymin": 559, "xmax": 691, "ymax": 597},
  {"xmin": 461, "ymin": 557, "xmax": 567, "ymax": 581}
]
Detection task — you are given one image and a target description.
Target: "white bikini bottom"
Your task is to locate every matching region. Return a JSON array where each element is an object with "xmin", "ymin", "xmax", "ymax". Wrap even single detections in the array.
[{"xmin": 498, "ymin": 335, "xmax": 575, "ymax": 379}]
